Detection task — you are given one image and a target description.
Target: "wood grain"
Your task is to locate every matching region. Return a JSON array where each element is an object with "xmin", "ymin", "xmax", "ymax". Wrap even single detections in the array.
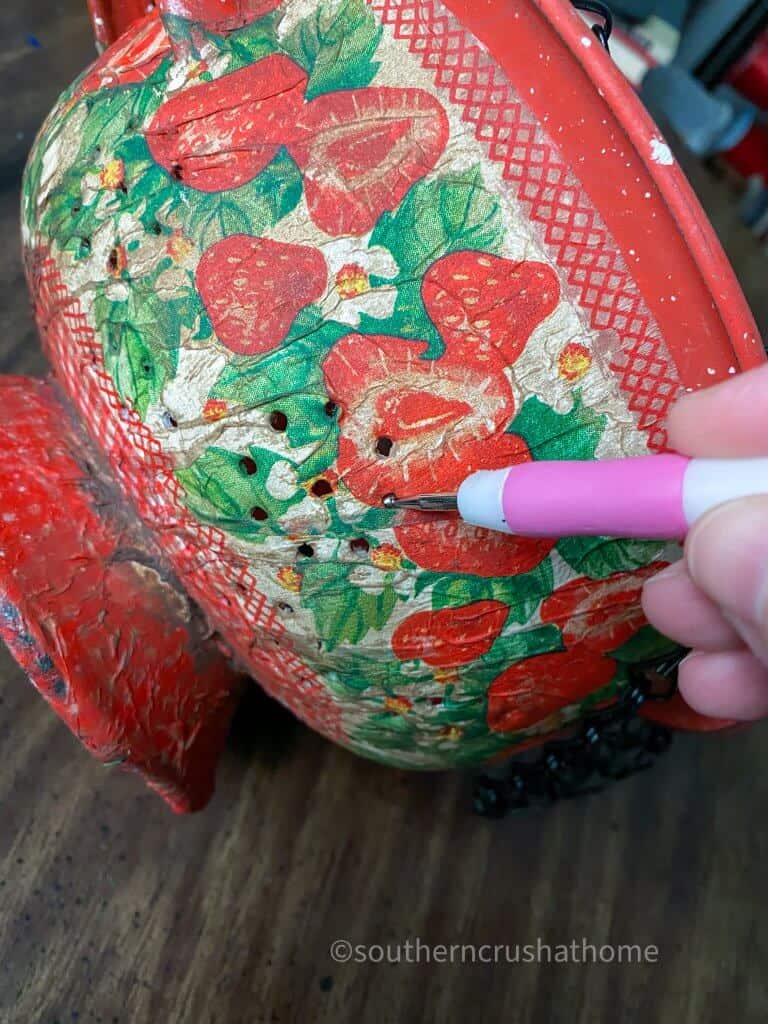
[{"xmin": 2, "ymin": 4, "xmax": 768, "ymax": 1021}]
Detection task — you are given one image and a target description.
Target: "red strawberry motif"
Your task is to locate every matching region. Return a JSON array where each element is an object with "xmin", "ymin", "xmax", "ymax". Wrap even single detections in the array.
[
  {"xmin": 161, "ymin": 0, "xmax": 283, "ymax": 33},
  {"xmin": 487, "ymin": 649, "xmax": 617, "ymax": 734},
  {"xmin": 78, "ymin": 11, "xmax": 172, "ymax": 97},
  {"xmin": 197, "ymin": 235, "xmax": 327, "ymax": 356},
  {"xmin": 322, "ymin": 334, "xmax": 517, "ymax": 505},
  {"xmin": 540, "ymin": 564, "xmax": 667, "ymax": 654},
  {"xmin": 289, "ymin": 87, "xmax": 449, "ymax": 236},
  {"xmin": 395, "ymin": 512, "xmax": 554, "ymax": 578},
  {"xmin": 392, "ymin": 601, "xmax": 509, "ymax": 667},
  {"xmin": 422, "ymin": 251, "xmax": 560, "ymax": 365},
  {"xmin": 146, "ymin": 54, "xmax": 308, "ymax": 192}
]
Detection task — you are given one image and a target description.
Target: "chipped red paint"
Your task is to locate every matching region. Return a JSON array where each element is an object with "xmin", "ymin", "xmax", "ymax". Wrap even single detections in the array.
[{"xmin": 0, "ymin": 377, "xmax": 242, "ymax": 812}]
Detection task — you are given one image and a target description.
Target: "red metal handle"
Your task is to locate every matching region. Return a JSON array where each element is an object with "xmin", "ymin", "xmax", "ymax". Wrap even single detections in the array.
[
  {"xmin": 161, "ymin": 1, "xmax": 280, "ymax": 34},
  {"xmin": 87, "ymin": 0, "xmax": 158, "ymax": 48},
  {"xmin": 87, "ymin": 0, "xmax": 281, "ymax": 48}
]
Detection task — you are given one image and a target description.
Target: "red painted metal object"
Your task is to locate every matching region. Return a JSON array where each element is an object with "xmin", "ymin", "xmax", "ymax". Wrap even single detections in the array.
[
  {"xmin": 6, "ymin": 0, "xmax": 762, "ymax": 812},
  {"xmin": 87, "ymin": 0, "xmax": 158, "ymax": 47},
  {"xmin": 0, "ymin": 377, "xmax": 241, "ymax": 812},
  {"xmin": 729, "ymin": 28, "xmax": 768, "ymax": 111}
]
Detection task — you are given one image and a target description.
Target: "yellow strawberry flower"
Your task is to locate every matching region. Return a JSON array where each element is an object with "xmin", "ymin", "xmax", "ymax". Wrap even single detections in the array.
[
  {"xmin": 277, "ymin": 567, "xmax": 302, "ymax": 593},
  {"xmin": 203, "ymin": 399, "xmax": 228, "ymax": 423},
  {"xmin": 371, "ymin": 544, "xmax": 402, "ymax": 572},
  {"xmin": 384, "ymin": 696, "xmax": 412, "ymax": 715},
  {"xmin": 167, "ymin": 232, "xmax": 194, "ymax": 263},
  {"xmin": 433, "ymin": 668, "xmax": 460, "ymax": 686},
  {"xmin": 99, "ymin": 158, "xmax": 125, "ymax": 191},
  {"xmin": 558, "ymin": 341, "xmax": 592, "ymax": 383},
  {"xmin": 439, "ymin": 726, "xmax": 463, "ymax": 742}
]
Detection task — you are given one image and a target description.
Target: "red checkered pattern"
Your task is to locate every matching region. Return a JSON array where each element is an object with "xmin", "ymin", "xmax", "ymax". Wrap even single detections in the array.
[
  {"xmin": 371, "ymin": 0, "xmax": 681, "ymax": 450},
  {"xmin": 27, "ymin": 248, "xmax": 344, "ymax": 743}
]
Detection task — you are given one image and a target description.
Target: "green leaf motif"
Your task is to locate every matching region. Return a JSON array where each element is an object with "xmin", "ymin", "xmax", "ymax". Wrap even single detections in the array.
[
  {"xmin": 225, "ymin": 13, "xmax": 282, "ymax": 69},
  {"xmin": 177, "ymin": 445, "xmax": 304, "ymax": 540},
  {"xmin": 212, "ymin": 306, "xmax": 349, "ymax": 478},
  {"xmin": 182, "ymin": 148, "xmax": 302, "ymax": 246},
  {"xmin": 510, "ymin": 391, "xmax": 607, "ymax": 462},
  {"xmin": 78, "ymin": 75, "xmax": 168, "ymax": 161},
  {"xmin": 322, "ymin": 657, "xmax": 423, "ymax": 698},
  {"xmin": 103, "ymin": 323, "xmax": 169, "ymax": 420},
  {"xmin": 213, "ymin": 307, "xmax": 348, "ymax": 406},
  {"xmin": 364, "ymin": 166, "xmax": 505, "ymax": 353},
  {"xmin": 301, "ymin": 561, "xmax": 401, "ymax": 650},
  {"xmin": 556, "ymin": 535, "xmax": 666, "ymax": 580},
  {"xmin": 282, "ymin": 0, "xmax": 382, "ymax": 99},
  {"xmin": 429, "ymin": 558, "xmax": 555, "ymax": 626},
  {"xmin": 94, "ymin": 283, "xmax": 191, "ymax": 418}
]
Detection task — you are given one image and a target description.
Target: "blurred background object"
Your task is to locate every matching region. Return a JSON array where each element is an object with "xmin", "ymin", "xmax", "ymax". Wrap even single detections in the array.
[{"xmin": 595, "ymin": 0, "xmax": 768, "ymax": 244}]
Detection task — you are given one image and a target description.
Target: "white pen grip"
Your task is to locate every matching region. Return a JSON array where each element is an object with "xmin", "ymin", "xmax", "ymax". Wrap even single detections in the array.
[{"xmin": 683, "ymin": 458, "xmax": 768, "ymax": 526}]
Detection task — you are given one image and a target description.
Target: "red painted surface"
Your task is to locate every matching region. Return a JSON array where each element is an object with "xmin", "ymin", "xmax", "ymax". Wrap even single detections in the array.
[
  {"xmin": 87, "ymin": 0, "xmax": 158, "ymax": 47},
  {"xmin": 729, "ymin": 29, "xmax": 768, "ymax": 110},
  {"xmin": 78, "ymin": 11, "xmax": 172, "ymax": 96},
  {"xmin": 0, "ymin": 377, "xmax": 241, "ymax": 812},
  {"xmin": 161, "ymin": 0, "xmax": 282, "ymax": 34},
  {"xmin": 725, "ymin": 123, "xmax": 768, "ymax": 183},
  {"xmin": 436, "ymin": 0, "xmax": 764, "ymax": 386},
  {"xmin": 9, "ymin": 0, "xmax": 761, "ymax": 813}
]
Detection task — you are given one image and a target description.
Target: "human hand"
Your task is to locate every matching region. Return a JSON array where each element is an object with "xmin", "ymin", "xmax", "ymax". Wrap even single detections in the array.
[{"xmin": 642, "ymin": 363, "xmax": 768, "ymax": 722}]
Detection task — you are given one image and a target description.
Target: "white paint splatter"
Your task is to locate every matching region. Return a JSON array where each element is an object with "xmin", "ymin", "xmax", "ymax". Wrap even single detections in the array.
[{"xmin": 650, "ymin": 137, "xmax": 674, "ymax": 166}]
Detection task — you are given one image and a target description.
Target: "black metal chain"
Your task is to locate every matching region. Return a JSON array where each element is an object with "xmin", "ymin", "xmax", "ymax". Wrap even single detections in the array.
[
  {"xmin": 473, "ymin": 652, "xmax": 683, "ymax": 817},
  {"xmin": 571, "ymin": 0, "xmax": 614, "ymax": 51}
]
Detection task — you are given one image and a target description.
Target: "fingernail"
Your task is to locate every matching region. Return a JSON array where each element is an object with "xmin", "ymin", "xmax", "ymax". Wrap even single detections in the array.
[
  {"xmin": 679, "ymin": 650, "xmax": 706, "ymax": 669},
  {"xmin": 642, "ymin": 559, "xmax": 687, "ymax": 587},
  {"xmin": 686, "ymin": 497, "xmax": 768, "ymax": 628}
]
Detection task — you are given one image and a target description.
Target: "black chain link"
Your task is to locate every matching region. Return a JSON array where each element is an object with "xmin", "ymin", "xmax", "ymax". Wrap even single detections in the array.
[
  {"xmin": 571, "ymin": 0, "xmax": 614, "ymax": 51},
  {"xmin": 473, "ymin": 652, "xmax": 683, "ymax": 817}
]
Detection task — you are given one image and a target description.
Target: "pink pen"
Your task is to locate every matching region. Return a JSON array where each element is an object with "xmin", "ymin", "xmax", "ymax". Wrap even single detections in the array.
[{"xmin": 383, "ymin": 456, "xmax": 768, "ymax": 540}]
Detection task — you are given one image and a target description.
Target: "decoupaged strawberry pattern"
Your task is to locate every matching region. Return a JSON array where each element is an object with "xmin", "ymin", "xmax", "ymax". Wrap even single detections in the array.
[{"xmin": 22, "ymin": 0, "xmax": 681, "ymax": 770}]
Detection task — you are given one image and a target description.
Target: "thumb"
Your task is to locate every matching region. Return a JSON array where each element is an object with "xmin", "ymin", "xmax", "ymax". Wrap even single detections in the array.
[{"xmin": 686, "ymin": 495, "xmax": 768, "ymax": 660}]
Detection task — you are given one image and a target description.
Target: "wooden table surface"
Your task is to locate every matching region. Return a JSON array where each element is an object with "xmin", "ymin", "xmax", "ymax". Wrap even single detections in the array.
[{"xmin": 2, "ymin": 4, "xmax": 768, "ymax": 1022}]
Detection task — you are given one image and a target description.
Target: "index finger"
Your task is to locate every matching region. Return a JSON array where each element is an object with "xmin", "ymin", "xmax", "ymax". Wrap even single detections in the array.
[{"xmin": 666, "ymin": 362, "xmax": 768, "ymax": 457}]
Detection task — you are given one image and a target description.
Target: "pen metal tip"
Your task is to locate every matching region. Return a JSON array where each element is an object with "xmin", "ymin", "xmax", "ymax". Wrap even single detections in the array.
[{"xmin": 382, "ymin": 493, "xmax": 459, "ymax": 512}]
